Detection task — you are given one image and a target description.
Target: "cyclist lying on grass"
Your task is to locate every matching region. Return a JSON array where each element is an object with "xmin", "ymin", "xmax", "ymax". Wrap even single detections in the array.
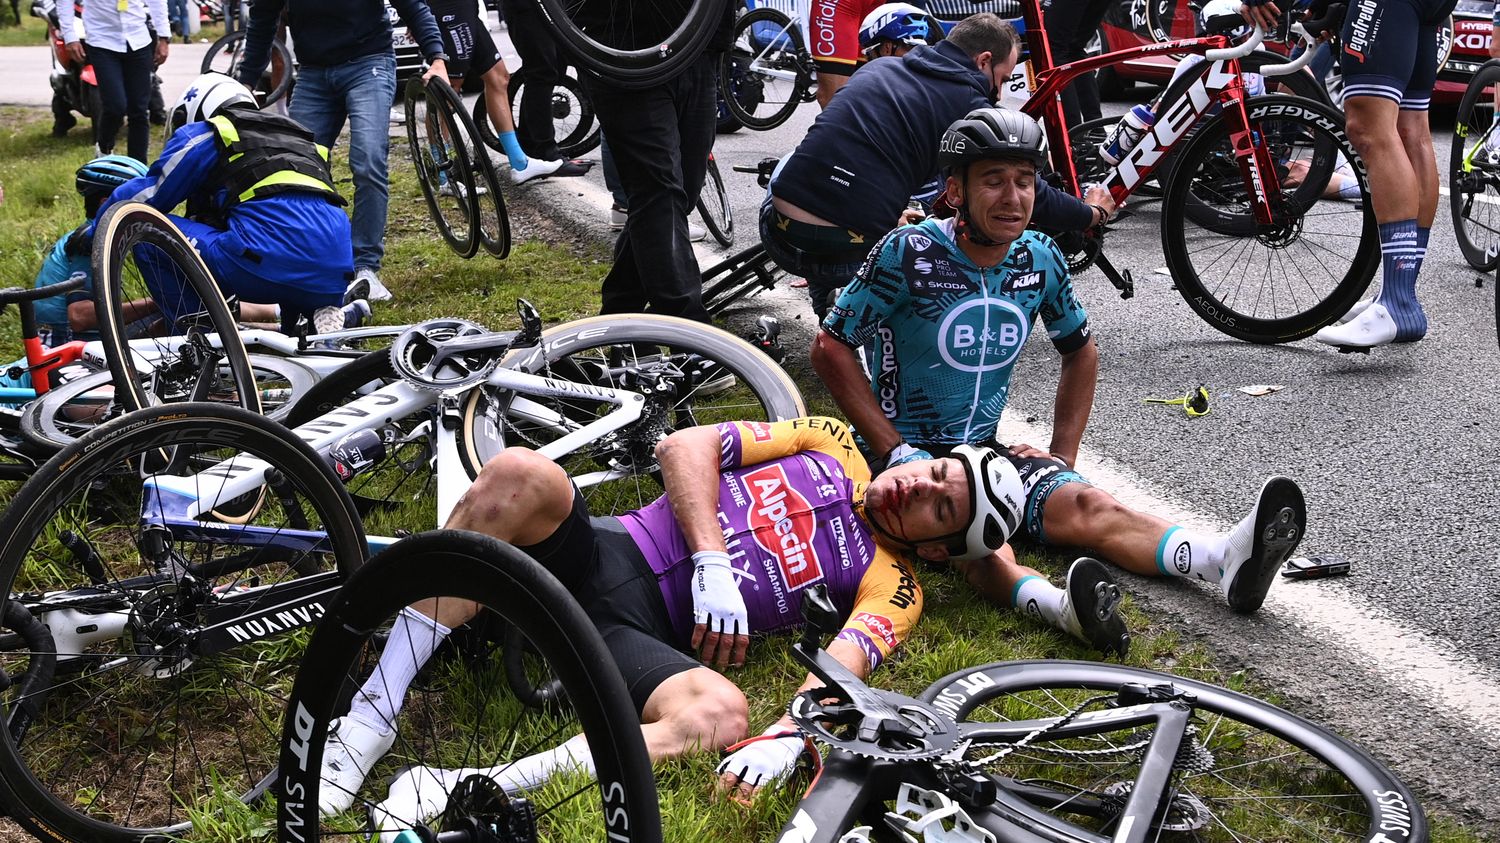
[
  {"xmin": 811, "ymin": 108, "xmax": 1308, "ymax": 657},
  {"xmin": 312, "ymin": 417, "xmax": 1118, "ymax": 835}
]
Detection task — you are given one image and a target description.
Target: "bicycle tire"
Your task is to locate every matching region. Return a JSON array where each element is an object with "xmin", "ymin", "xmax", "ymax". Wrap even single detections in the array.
[
  {"xmin": 1144, "ymin": 0, "xmax": 1201, "ymax": 56},
  {"xmin": 0, "ymin": 402, "xmax": 366, "ymax": 843},
  {"xmin": 21, "ymin": 353, "xmax": 317, "ymax": 452},
  {"xmin": 696, "ymin": 153, "xmax": 734, "ymax": 247},
  {"xmin": 274, "ymin": 529, "xmax": 661, "ymax": 843},
  {"xmin": 480, "ymin": 67, "xmax": 600, "ymax": 158},
  {"xmin": 1449, "ymin": 59, "xmax": 1500, "ymax": 271},
  {"xmin": 201, "ymin": 30, "xmax": 295, "ymax": 105},
  {"xmin": 534, "ymin": 0, "xmax": 719, "ymax": 89},
  {"xmin": 91, "ymin": 201, "xmax": 262, "ymax": 417},
  {"xmin": 719, "ymin": 7, "xmax": 811, "ymax": 132},
  {"xmin": 283, "ymin": 347, "xmax": 398, "ymax": 429},
  {"xmin": 1161, "ymin": 94, "xmax": 1377, "ymax": 343},
  {"xmin": 428, "ymin": 76, "xmax": 511, "ymax": 259},
  {"xmin": 458, "ymin": 313, "xmax": 804, "ymax": 515},
  {"xmin": 916, "ymin": 660, "xmax": 1428, "ymax": 843},
  {"xmin": 405, "ymin": 77, "xmax": 481, "ymax": 259}
]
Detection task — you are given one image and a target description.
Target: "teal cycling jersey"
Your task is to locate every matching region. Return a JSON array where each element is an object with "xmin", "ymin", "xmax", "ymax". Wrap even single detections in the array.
[{"xmin": 822, "ymin": 218, "xmax": 1091, "ymax": 447}]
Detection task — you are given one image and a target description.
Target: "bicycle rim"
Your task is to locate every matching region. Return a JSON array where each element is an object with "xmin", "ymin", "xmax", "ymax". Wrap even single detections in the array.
[
  {"xmin": 1161, "ymin": 95, "xmax": 1377, "ymax": 343},
  {"xmin": 405, "ymin": 78, "xmax": 480, "ymax": 259},
  {"xmin": 720, "ymin": 7, "xmax": 809, "ymax": 132},
  {"xmin": 534, "ymin": 0, "xmax": 719, "ymax": 89},
  {"xmin": 1449, "ymin": 60, "xmax": 1500, "ymax": 271},
  {"xmin": 91, "ymin": 202, "xmax": 262, "ymax": 416},
  {"xmin": 696, "ymin": 155, "xmax": 734, "ymax": 247},
  {"xmin": 202, "ymin": 31, "xmax": 294, "ymax": 105},
  {"xmin": 918, "ymin": 660, "xmax": 1428, "ymax": 843},
  {"xmin": 431, "ymin": 78, "xmax": 511, "ymax": 259},
  {"xmin": 274, "ymin": 530, "xmax": 661, "ymax": 843},
  {"xmin": 504, "ymin": 70, "xmax": 600, "ymax": 158},
  {"xmin": 459, "ymin": 313, "xmax": 804, "ymax": 515},
  {"xmin": 0, "ymin": 403, "xmax": 365, "ymax": 842}
]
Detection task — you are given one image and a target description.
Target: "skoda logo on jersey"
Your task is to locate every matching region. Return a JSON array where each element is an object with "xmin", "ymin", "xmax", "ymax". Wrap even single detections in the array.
[
  {"xmin": 938, "ymin": 298, "xmax": 1030, "ymax": 373},
  {"xmin": 907, "ymin": 233, "xmax": 933, "ymax": 253}
]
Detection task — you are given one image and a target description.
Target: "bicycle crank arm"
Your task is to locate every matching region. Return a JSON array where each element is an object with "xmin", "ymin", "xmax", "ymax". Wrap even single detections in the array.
[{"xmin": 1095, "ymin": 252, "xmax": 1135, "ymax": 299}]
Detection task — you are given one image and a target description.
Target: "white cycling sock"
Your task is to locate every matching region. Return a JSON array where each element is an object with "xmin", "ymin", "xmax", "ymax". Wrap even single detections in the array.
[
  {"xmin": 1155, "ymin": 527, "xmax": 1232, "ymax": 582},
  {"xmin": 1011, "ymin": 575, "xmax": 1067, "ymax": 628},
  {"xmin": 347, "ymin": 608, "xmax": 451, "ymax": 733}
]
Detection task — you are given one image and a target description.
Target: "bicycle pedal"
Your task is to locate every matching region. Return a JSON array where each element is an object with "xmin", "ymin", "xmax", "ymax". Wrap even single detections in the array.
[{"xmin": 1334, "ymin": 345, "xmax": 1372, "ymax": 355}]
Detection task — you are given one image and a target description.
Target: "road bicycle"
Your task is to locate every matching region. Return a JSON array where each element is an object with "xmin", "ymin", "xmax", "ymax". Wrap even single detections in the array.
[
  {"xmin": 1449, "ymin": 57, "xmax": 1500, "ymax": 271},
  {"xmin": 272, "ymin": 539, "xmax": 1429, "ymax": 843},
  {"xmin": 1025, "ymin": 2, "xmax": 1378, "ymax": 343},
  {"xmin": 0, "ymin": 289, "xmax": 802, "ymax": 840},
  {"xmin": 719, "ymin": 0, "xmax": 819, "ymax": 131},
  {"xmin": 405, "ymin": 76, "xmax": 512, "ymax": 261}
]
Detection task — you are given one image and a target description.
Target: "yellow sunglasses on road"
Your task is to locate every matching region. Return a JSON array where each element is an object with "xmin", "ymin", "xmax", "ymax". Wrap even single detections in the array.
[{"xmin": 1144, "ymin": 385, "xmax": 1211, "ymax": 417}]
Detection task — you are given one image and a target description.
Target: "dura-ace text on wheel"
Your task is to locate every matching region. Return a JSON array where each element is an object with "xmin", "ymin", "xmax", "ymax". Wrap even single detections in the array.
[
  {"xmin": 0, "ymin": 402, "xmax": 366, "ymax": 842},
  {"xmin": 276, "ymin": 529, "xmax": 661, "ymax": 842}
]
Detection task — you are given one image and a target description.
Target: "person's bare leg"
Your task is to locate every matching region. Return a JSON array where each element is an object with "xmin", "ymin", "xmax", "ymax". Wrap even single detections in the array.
[
  {"xmin": 815, "ymin": 72, "xmax": 849, "ymax": 108},
  {"xmin": 953, "ymin": 544, "xmax": 1129, "ymax": 655}
]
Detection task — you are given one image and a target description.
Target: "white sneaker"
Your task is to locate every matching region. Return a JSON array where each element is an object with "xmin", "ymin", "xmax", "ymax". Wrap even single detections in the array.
[
  {"xmin": 1057, "ymin": 558, "xmax": 1130, "ymax": 657},
  {"xmin": 1336, "ymin": 298, "xmax": 1374, "ymax": 324},
  {"xmin": 688, "ymin": 220, "xmax": 708, "ymax": 243},
  {"xmin": 610, "ymin": 204, "xmax": 628, "ymax": 229},
  {"xmin": 368, "ymin": 765, "xmax": 461, "ymax": 843},
  {"xmin": 318, "ymin": 716, "xmax": 397, "ymax": 817},
  {"xmin": 1220, "ymin": 477, "xmax": 1305, "ymax": 614},
  {"xmin": 1313, "ymin": 302, "xmax": 1397, "ymax": 349},
  {"xmin": 355, "ymin": 267, "xmax": 393, "ymax": 303},
  {"xmin": 510, "ymin": 157, "xmax": 563, "ymax": 184}
]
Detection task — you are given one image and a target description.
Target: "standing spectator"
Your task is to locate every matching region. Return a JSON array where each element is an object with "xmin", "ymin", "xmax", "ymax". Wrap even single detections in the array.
[
  {"xmin": 1040, "ymin": 0, "xmax": 1108, "ymax": 127},
  {"xmin": 169, "ymin": 0, "xmax": 190, "ymax": 43},
  {"xmin": 498, "ymin": 0, "xmax": 586, "ymax": 173},
  {"xmin": 236, "ymin": 0, "xmax": 450, "ymax": 303},
  {"xmin": 577, "ymin": 0, "xmax": 733, "ymax": 322},
  {"xmin": 59, "ymin": 0, "xmax": 170, "ymax": 162}
]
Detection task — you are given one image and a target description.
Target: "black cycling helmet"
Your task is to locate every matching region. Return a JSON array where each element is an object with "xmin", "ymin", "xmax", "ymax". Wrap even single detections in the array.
[{"xmin": 938, "ymin": 107, "xmax": 1049, "ymax": 171}]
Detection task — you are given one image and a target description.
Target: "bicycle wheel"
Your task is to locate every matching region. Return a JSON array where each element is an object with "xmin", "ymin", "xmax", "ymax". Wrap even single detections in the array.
[
  {"xmin": 201, "ymin": 30, "xmax": 295, "ymax": 105},
  {"xmin": 695, "ymin": 153, "xmax": 734, "ymax": 247},
  {"xmin": 91, "ymin": 201, "xmax": 262, "ymax": 417},
  {"xmin": 534, "ymin": 0, "xmax": 719, "ymax": 89},
  {"xmin": 701, "ymin": 244, "xmax": 783, "ymax": 315},
  {"xmin": 458, "ymin": 313, "xmax": 804, "ymax": 514},
  {"xmin": 719, "ymin": 7, "xmax": 813, "ymax": 132},
  {"xmin": 0, "ymin": 402, "xmax": 366, "ymax": 842},
  {"xmin": 1161, "ymin": 94, "xmax": 1377, "ymax": 343},
  {"xmin": 1449, "ymin": 60, "xmax": 1500, "ymax": 270},
  {"xmin": 482, "ymin": 67, "xmax": 600, "ymax": 158},
  {"xmin": 430, "ymin": 76, "xmax": 511, "ymax": 259},
  {"xmin": 274, "ymin": 529, "xmax": 661, "ymax": 843},
  {"xmin": 1144, "ymin": 0, "xmax": 1200, "ymax": 51},
  {"xmin": 405, "ymin": 77, "xmax": 481, "ymax": 259},
  {"xmin": 20, "ymin": 354, "xmax": 317, "ymax": 452},
  {"xmin": 917, "ymin": 660, "xmax": 1428, "ymax": 843}
]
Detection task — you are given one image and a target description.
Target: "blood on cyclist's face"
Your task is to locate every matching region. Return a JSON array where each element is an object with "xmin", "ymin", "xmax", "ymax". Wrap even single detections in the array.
[
  {"xmin": 864, "ymin": 457, "xmax": 971, "ymax": 555},
  {"xmin": 978, "ymin": 44, "xmax": 1021, "ymax": 103},
  {"xmin": 946, "ymin": 158, "xmax": 1035, "ymax": 244}
]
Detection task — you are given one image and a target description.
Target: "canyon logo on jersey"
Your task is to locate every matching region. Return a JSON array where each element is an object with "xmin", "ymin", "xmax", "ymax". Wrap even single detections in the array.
[{"xmin": 744, "ymin": 463, "xmax": 822, "ymax": 590}]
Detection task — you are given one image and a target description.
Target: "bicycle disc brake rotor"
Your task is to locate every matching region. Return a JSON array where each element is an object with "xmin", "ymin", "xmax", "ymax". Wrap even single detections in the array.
[
  {"xmin": 125, "ymin": 583, "xmax": 198, "ymax": 679},
  {"xmin": 390, "ymin": 318, "xmax": 499, "ymax": 390},
  {"xmin": 790, "ymin": 686, "xmax": 960, "ymax": 762},
  {"xmin": 436, "ymin": 773, "xmax": 537, "ymax": 843}
]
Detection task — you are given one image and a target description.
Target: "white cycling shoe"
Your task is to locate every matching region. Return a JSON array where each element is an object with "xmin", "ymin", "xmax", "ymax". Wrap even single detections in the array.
[
  {"xmin": 1220, "ymin": 477, "xmax": 1305, "ymax": 615},
  {"xmin": 1057, "ymin": 558, "xmax": 1131, "ymax": 657},
  {"xmin": 368, "ymin": 766, "xmax": 471, "ymax": 842},
  {"xmin": 318, "ymin": 716, "xmax": 397, "ymax": 817},
  {"xmin": 510, "ymin": 157, "xmax": 563, "ymax": 184},
  {"xmin": 1313, "ymin": 301, "xmax": 1398, "ymax": 349},
  {"xmin": 1336, "ymin": 298, "xmax": 1373, "ymax": 324}
]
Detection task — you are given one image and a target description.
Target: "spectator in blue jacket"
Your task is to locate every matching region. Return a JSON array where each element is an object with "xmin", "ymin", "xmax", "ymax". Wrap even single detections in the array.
[{"xmin": 237, "ymin": 0, "xmax": 450, "ymax": 303}]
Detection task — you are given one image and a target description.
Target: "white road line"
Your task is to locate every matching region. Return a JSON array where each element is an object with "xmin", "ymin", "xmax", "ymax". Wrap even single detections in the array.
[{"xmin": 998, "ymin": 411, "xmax": 1500, "ymax": 746}]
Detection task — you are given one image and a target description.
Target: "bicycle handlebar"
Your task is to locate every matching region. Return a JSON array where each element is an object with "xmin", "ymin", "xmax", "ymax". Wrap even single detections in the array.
[
  {"xmin": 1204, "ymin": 23, "xmax": 1265, "ymax": 61},
  {"xmin": 0, "ymin": 274, "xmax": 85, "ymax": 307},
  {"xmin": 1256, "ymin": 21, "xmax": 1322, "ymax": 76}
]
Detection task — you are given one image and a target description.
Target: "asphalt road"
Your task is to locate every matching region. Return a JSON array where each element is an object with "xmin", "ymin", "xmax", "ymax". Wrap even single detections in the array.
[{"xmin": 3, "ymin": 29, "xmax": 1498, "ymax": 833}]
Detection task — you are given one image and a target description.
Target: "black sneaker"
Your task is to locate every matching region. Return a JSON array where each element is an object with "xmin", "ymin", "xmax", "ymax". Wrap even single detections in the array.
[
  {"xmin": 1221, "ymin": 477, "xmax": 1305, "ymax": 614},
  {"xmin": 1059, "ymin": 557, "xmax": 1131, "ymax": 657}
]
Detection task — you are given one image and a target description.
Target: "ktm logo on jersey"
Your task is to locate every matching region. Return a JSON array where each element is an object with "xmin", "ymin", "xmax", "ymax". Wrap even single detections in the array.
[
  {"xmin": 745, "ymin": 464, "xmax": 821, "ymax": 589},
  {"xmin": 854, "ymin": 611, "xmax": 897, "ymax": 650}
]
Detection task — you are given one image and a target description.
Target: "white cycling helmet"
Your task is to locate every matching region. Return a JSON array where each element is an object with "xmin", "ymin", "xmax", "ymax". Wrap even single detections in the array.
[
  {"xmin": 168, "ymin": 72, "xmax": 257, "ymax": 139},
  {"xmin": 1198, "ymin": 0, "xmax": 1250, "ymax": 37},
  {"xmin": 947, "ymin": 444, "xmax": 1025, "ymax": 561}
]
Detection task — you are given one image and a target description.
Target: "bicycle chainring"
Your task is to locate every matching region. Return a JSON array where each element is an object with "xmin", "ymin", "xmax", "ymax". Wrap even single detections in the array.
[
  {"xmin": 390, "ymin": 318, "xmax": 500, "ymax": 391},
  {"xmin": 790, "ymin": 686, "xmax": 960, "ymax": 762}
]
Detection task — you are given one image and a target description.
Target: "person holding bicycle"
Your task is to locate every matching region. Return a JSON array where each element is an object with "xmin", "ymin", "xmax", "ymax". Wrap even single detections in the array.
[
  {"xmin": 309, "ymin": 416, "xmax": 1120, "ymax": 826},
  {"xmin": 84, "ymin": 73, "xmax": 368, "ymax": 335},
  {"xmin": 1279, "ymin": 0, "xmax": 1456, "ymax": 348},
  {"xmin": 811, "ymin": 108, "xmax": 1307, "ymax": 652},
  {"xmin": 764, "ymin": 13, "xmax": 1114, "ymax": 319}
]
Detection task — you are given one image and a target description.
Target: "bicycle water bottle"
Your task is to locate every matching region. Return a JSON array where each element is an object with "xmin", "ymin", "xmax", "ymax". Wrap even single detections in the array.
[
  {"xmin": 324, "ymin": 427, "xmax": 396, "ymax": 483},
  {"xmin": 1099, "ymin": 104, "xmax": 1157, "ymax": 166}
]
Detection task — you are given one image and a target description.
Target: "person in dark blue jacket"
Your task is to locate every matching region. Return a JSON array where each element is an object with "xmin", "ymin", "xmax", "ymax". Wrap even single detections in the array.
[
  {"xmin": 237, "ymin": 0, "xmax": 450, "ymax": 303},
  {"xmin": 94, "ymin": 73, "xmax": 366, "ymax": 334},
  {"xmin": 764, "ymin": 12, "xmax": 1116, "ymax": 318}
]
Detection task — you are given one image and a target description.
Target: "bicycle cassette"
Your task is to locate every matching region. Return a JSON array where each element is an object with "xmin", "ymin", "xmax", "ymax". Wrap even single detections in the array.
[
  {"xmin": 390, "ymin": 318, "xmax": 500, "ymax": 390},
  {"xmin": 789, "ymin": 686, "xmax": 960, "ymax": 762}
]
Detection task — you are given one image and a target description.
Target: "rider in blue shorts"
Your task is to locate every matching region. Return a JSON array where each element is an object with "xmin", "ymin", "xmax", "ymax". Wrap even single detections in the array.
[
  {"xmin": 812, "ymin": 108, "xmax": 1310, "ymax": 652},
  {"xmin": 90, "ymin": 73, "xmax": 366, "ymax": 335}
]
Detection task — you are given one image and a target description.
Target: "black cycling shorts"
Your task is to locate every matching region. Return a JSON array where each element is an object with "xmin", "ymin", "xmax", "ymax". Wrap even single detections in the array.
[
  {"xmin": 1338, "ymin": 0, "xmax": 1459, "ymax": 110},
  {"xmin": 427, "ymin": 0, "xmax": 503, "ymax": 78},
  {"xmin": 515, "ymin": 487, "xmax": 699, "ymax": 714}
]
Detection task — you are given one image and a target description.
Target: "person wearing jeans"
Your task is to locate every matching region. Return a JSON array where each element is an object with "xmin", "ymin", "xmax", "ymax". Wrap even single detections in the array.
[
  {"xmin": 58, "ymin": 0, "xmax": 169, "ymax": 162},
  {"xmin": 237, "ymin": 0, "xmax": 448, "ymax": 303}
]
